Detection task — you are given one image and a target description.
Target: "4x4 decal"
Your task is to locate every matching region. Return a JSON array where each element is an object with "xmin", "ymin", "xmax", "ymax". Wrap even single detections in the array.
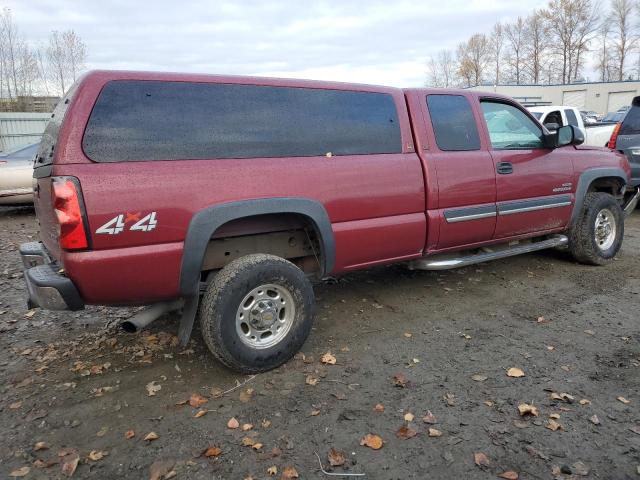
[{"xmin": 95, "ymin": 212, "xmax": 157, "ymax": 235}]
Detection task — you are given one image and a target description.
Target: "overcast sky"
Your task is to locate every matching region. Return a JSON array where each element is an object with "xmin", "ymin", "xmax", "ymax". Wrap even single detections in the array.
[{"xmin": 6, "ymin": 0, "xmax": 550, "ymax": 87}]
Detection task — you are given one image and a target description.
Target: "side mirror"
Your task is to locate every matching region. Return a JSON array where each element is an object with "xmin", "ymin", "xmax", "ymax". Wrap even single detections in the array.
[
  {"xmin": 544, "ymin": 122, "xmax": 560, "ymax": 131},
  {"xmin": 555, "ymin": 125, "xmax": 584, "ymax": 147}
]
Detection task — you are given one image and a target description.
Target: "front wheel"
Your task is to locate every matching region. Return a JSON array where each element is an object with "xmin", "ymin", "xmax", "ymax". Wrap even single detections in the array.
[
  {"xmin": 198, "ymin": 254, "xmax": 315, "ymax": 373},
  {"xmin": 568, "ymin": 192, "xmax": 624, "ymax": 265}
]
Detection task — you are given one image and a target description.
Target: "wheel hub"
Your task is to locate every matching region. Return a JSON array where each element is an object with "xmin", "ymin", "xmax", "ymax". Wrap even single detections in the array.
[
  {"xmin": 594, "ymin": 208, "xmax": 616, "ymax": 251},
  {"xmin": 236, "ymin": 284, "xmax": 295, "ymax": 349}
]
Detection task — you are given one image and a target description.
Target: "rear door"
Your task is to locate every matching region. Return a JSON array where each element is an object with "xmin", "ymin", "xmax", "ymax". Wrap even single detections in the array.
[
  {"xmin": 615, "ymin": 98, "xmax": 640, "ymax": 186},
  {"xmin": 479, "ymin": 99, "xmax": 574, "ymax": 239},
  {"xmin": 421, "ymin": 94, "xmax": 497, "ymax": 249}
]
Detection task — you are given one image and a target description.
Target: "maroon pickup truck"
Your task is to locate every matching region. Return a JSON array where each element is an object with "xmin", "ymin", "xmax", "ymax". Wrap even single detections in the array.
[{"xmin": 21, "ymin": 70, "xmax": 640, "ymax": 372}]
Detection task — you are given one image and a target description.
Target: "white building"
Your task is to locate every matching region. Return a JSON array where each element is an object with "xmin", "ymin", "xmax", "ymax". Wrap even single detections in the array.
[{"xmin": 468, "ymin": 80, "xmax": 640, "ymax": 115}]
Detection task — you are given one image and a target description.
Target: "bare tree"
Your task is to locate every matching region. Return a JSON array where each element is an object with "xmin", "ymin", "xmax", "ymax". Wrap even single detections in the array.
[
  {"xmin": 505, "ymin": 17, "xmax": 528, "ymax": 84},
  {"xmin": 427, "ymin": 50, "xmax": 456, "ymax": 87},
  {"xmin": 46, "ymin": 31, "xmax": 68, "ymax": 95},
  {"xmin": 596, "ymin": 16, "xmax": 614, "ymax": 81},
  {"xmin": 489, "ymin": 23, "xmax": 505, "ymax": 84},
  {"xmin": 524, "ymin": 11, "xmax": 547, "ymax": 84},
  {"xmin": 457, "ymin": 34, "xmax": 490, "ymax": 87},
  {"xmin": 609, "ymin": 0, "xmax": 637, "ymax": 80},
  {"xmin": 542, "ymin": 0, "xmax": 600, "ymax": 83},
  {"xmin": 1, "ymin": 8, "xmax": 21, "ymax": 98},
  {"xmin": 62, "ymin": 30, "xmax": 86, "ymax": 83}
]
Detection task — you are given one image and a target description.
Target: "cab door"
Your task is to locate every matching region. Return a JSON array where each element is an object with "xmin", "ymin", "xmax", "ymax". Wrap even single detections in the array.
[
  {"xmin": 479, "ymin": 99, "xmax": 575, "ymax": 239},
  {"xmin": 421, "ymin": 94, "xmax": 497, "ymax": 249}
]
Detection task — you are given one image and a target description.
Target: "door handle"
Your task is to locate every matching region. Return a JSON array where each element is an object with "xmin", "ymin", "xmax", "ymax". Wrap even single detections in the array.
[{"xmin": 497, "ymin": 162, "xmax": 513, "ymax": 174}]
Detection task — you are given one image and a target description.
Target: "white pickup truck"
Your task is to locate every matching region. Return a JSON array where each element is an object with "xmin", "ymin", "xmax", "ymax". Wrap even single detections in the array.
[{"xmin": 528, "ymin": 106, "xmax": 618, "ymax": 147}]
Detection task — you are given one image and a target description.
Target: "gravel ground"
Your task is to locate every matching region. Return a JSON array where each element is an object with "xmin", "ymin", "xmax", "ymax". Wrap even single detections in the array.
[{"xmin": 1, "ymin": 206, "xmax": 639, "ymax": 480}]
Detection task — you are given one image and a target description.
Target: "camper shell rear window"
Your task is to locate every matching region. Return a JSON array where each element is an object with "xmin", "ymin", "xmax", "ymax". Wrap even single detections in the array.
[{"xmin": 82, "ymin": 80, "xmax": 402, "ymax": 162}]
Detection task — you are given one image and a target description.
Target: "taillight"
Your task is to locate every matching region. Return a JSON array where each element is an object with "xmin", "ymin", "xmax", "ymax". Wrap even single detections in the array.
[
  {"xmin": 607, "ymin": 122, "xmax": 622, "ymax": 149},
  {"xmin": 51, "ymin": 177, "xmax": 89, "ymax": 250}
]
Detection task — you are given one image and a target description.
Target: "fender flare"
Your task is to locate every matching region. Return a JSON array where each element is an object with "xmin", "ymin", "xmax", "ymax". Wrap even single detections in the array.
[
  {"xmin": 179, "ymin": 197, "xmax": 335, "ymax": 297},
  {"xmin": 570, "ymin": 167, "xmax": 628, "ymax": 226}
]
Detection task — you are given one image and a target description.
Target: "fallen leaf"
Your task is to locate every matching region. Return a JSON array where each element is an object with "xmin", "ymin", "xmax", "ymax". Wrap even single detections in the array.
[
  {"xmin": 227, "ymin": 417, "xmax": 240, "ymax": 429},
  {"xmin": 189, "ymin": 393, "xmax": 208, "ymax": 408},
  {"xmin": 549, "ymin": 413, "xmax": 560, "ymax": 419},
  {"xmin": 498, "ymin": 471, "xmax": 519, "ymax": 479},
  {"xmin": 87, "ymin": 450, "xmax": 105, "ymax": 461},
  {"xmin": 261, "ymin": 419, "xmax": 271, "ymax": 428},
  {"xmin": 517, "ymin": 403, "xmax": 539, "ymax": 417},
  {"xmin": 546, "ymin": 419, "xmax": 563, "ymax": 431},
  {"xmin": 267, "ymin": 465, "xmax": 277, "ymax": 476},
  {"xmin": 471, "ymin": 374, "xmax": 488, "ymax": 382},
  {"xmin": 444, "ymin": 393, "xmax": 456, "ymax": 406},
  {"xmin": 629, "ymin": 425, "xmax": 640, "ymax": 435},
  {"xmin": 373, "ymin": 403, "xmax": 384, "ymax": 412},
  {"xmin": 392, "ymin": 373, "xmax": 408, "ymax": 388},
  {"xmin": 281, "ymin": 466, "xmax": 299, "ymax": 479},
  {"xmin": 239, "ymin": 388, "xmax": 254, "ymax": 403},
  {"xmin": 124, "ymin": 430, "xmax": 135, "ymax": 439},
  {"xmin": 484, "ymin": 400, "xmax": 494, "ymax": 407},
  {"xmin": 584, "ymin": 329, "xmax": 595, "ymax": 335},
  {"xmin": 194, "ymin": 409, "xmax": 207, "ymax": 418},
  {"xmin": 144, "ymin": 432, "xmax": 159, "ymax": 441},
  {"xmin": 9, "ymin": 466, "xmax": 30, "ymax": 477},
  {"xmin": 203, "ymin": 446, "xmax": 222, "ymax": 458},
  {"xmin": 242, "ymin": 423, "xmax": 254, "ymax": 431},
  {"xmin": 149, "ymin": 460, "xmax": 176, "ymax": 480},
  {"xmin": 428, "ymin": 428, "xmax": 442, "ymax": 437},
  {"xmin": 34, "ymin": 441, "xmax": 48, "ymax": 451},
  {"xmin": 546, "ymin": 345, "xmax": 555, "ymax": 351},
  {"xmin": 328, "ymin": 447, "xmax": 346, "ymax": 466},
  {"xmin": 589, "ymin": 415, "xmax": 600, "ymax": 425},
  {"xmin": 146, "ymin": 381, "xmax": 161, "ymax": 396},
  {"xmin": 617, "ymin": 396, "xmax": 630, "ymax": 404},
  {"xmin": 9, "ymin": 401, "xmax": 22, "ymax": 409},
  {"xmin": 403, "ymin": 412, "xmax": 414, "ymax": 422},
  {"xmin": 403, "ymin": 332, "xmax": 412, "ymax": 338},
  {"xmin": 360, "ymin": 433, "xmax": 383, "ymax": 450},
  {"xmin": 550, "ymin": 392, "xmax": 575, "ymax": 403},
  {"xmin": 210, "ymin": 387, "xmax": 223, "ymax": 398},
  {"xmin": 507, "ymin": 367, "xmax": 525, "ymax": 378},
  {"xmin": 536, "ymin": 316, "xmax": 548, "ymax": 323},
  {"xmin": 251, "ymin": 443, "xmax": 263, "ymax": 451},
  {"xmin": 422, "ymin": 410, "xmax": 437, "ymax": 424},
  {"xmin": 579, "ymin": 399, "xmax": 591, "ymax": 405},
  {"xmin": 24, "ymin": 309, "xmax": 36, "ymax": 318},
  {"xmin": 332, "ymin": 392, "xmax": 347, "ymax": 400},
  {"xmin": 321, "ymin": 352, "xmax": 336, "ymax": 365},
  {"xmin": 60, "ymin": 451, "xmax": 79, "ymax": 477},
  {"xmin": 474, "ymin": 452, "xmax": 490, "ymax": 467},
  {"xmin": 305, "ymin": 375, "xmax": 319, "ymax": 386},
  {"xmin": 396, "ymin": 425, "xmax": 418, "ymax": 439},
  {"xmin": 310, "ymin": 409, "xmax": 321, "ymax": 416},
  {"xmin": 242, "ymin": 437, "xmax": 256, "ymax": 446}
]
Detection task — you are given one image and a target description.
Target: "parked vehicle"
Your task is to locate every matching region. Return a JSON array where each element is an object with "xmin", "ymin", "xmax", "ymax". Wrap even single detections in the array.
[
  {"xmin": 608, "ymin": 96, "xmax": 640, "ymax": 187},
  {"xmin": 21, "ymin": 71, "xmax": 640, "ymax": 373},
  {"xmin": 528, "ymin": 106, "xmax": 617, "ymax": 147},
  {"xmin": 603, "ymin": 111, "xmax": 627, "ymax": 123},
  {"xmin": 0, "ymin": 142, "xmax": 38, "ymax": 205},
  {"xmin": 580, "ymin": 110, "xmax": 599, "ymax": 124}
]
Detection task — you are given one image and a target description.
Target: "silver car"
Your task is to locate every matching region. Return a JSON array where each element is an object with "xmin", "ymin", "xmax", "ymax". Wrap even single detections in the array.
[{"xmin": 0, "ymin": 143, "xmax": 38, "ymax": 205}]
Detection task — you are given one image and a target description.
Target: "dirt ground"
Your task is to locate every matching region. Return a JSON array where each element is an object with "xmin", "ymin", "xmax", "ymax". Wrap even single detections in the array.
[{"xmin": 1, "ymin": 206, "xmax": 639, "ymax": 480}]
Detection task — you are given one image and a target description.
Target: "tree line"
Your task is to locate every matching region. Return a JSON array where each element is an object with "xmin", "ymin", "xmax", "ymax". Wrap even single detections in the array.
[
  {"xmin": 0, "ymin": 8, "xmax": 87, "ymax": 100},
  {"xmin": 427, "ymin": 0, "xmax": 639, "ymax": 88}
]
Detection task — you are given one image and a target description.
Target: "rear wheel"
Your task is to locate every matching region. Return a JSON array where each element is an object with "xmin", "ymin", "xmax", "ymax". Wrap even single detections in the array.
[
  {"xmin": 198, "ymin": 254, "xmax": 314, "ymax": 373},
  {"xmin": 568, "ymin": 192, "xmax": 624, "ymax": 265}
]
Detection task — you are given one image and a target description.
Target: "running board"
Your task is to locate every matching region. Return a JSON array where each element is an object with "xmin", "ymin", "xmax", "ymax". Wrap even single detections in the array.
[{"xmin": 407, "ymin": 235, "xmax": 569, "ymax": 271}]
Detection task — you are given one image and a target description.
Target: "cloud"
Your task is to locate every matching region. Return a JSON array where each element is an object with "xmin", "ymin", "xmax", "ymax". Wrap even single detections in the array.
[{"xmin": 5, "ymin": 0, "xmax": 548, "ymax": 86}]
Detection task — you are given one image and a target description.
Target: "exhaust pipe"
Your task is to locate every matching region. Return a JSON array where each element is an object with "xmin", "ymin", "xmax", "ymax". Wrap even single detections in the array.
[{"xmin": 121, "ymin": 299, "xmax": 184, "ymax": 333}]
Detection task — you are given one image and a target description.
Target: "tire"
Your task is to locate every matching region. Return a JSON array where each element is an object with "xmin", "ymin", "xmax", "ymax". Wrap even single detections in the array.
[
  {"xmin": 198, "ymin": 254, "xmax": 315, "ymax": 373},
  {"xmin": 568, "ymin": 192, "xmax": 624, "ymax": 265}
]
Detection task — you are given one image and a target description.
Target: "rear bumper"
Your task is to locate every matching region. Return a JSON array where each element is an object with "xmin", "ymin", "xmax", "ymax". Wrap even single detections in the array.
[{"xmin": 20, "ymin": 242, "xmax": 84, "ymax": 311}]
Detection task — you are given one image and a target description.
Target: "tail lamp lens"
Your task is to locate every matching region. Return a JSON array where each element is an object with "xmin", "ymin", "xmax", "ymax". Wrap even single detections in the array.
[
  {"xmin": 52, "ymin": 178, "xmax": 88, "ymax": 250},
  {"xmin": 607, "ymin": 122, "xmax": 621, "ymax": 150}
]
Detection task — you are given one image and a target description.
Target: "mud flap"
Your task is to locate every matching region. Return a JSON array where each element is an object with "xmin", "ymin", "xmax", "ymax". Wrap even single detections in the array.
[{"xmin": 177, "ymin": 296, "xmax": 199, "ymax": 346}]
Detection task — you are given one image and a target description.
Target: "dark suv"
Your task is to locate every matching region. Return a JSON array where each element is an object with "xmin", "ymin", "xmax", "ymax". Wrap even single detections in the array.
[{"xmin": 611, "ymin": 96, "xmax": 640, "ymax": 187}]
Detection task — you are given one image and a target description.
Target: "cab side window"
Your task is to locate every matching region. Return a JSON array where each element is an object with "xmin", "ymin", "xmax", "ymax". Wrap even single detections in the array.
[
  {"xmin": 545, "ymin": 110, "xmax": 564, "ymax": 127},
  {"xmin": 565, "ymin": 109, "xmax": 579, "ymax": 127},
  {"xmin": 426, "ymin": 95, "xmax": 480, "ymax": 151},
  {"xmin": 481, "ymin": 101, "xmax": 545, "ymax": 150}
]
